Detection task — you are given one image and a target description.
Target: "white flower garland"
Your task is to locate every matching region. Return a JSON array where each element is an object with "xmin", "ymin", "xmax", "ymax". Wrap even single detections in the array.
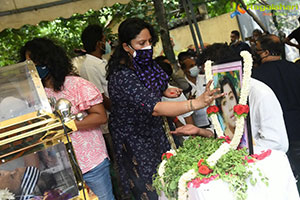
[
  {"xmin": 158, "ymin": 160, "xmax": 167, "ymax": 187},
  {"xmin": 167, "ymin": 149, "xmax": 177, "ymax": 155},
  {"xmin": 206, "ymin": 142, "xmax": 231, "ymax": 166},
  {"xmin": 0, "ymin": 189, "xmax": 15, "ymax": 200},
  {"xmin": 178, "ymin": 169, "xmax": 197, "ymax": 200},
  {"xmin": 157, "ymin": 51, "xmax": 253, "ymax": 199},
  {"xmin": 239, "ymin": 51, "xmax": 253, "ymax": 105},
  {"xmin": 205, "ymin": 51, "xmax": 253, "ymax": 165},
  {"xmin": 205, "ymin": 60, "xmax": 224, "ymax": 138},
  {"xmin": 230, "ymin": 51, "xmax": 252, "ymax": 149}
]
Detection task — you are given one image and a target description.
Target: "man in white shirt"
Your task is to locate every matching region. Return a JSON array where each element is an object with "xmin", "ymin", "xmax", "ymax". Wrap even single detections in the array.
[
  {"xmin": 80, "ymin": 24, "xmax": 110, "ymax": 111},
  {"xmin": 248, "ymin": 78, "xmax": 288, "ymax": 152},
  {"xmin": 171, "ymin": 77, "xmax": 288, "ymax": 153},
  {"xmin": 80, "ymin": 25, "xmax": 124, "ymax": 197},
  {"xmin": 171, "ymin": 43, "xmax": 289, "ymax": 153}
]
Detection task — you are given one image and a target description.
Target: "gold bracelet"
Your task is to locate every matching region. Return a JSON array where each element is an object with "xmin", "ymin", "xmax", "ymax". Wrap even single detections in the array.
[{"xmin": 190, "ymin": 99, "xmax": 195, "ymax": 111}]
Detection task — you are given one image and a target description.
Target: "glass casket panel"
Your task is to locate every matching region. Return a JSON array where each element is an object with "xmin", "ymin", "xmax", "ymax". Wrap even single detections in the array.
[
  {"xmin": 0, "ymin": 61, "xmax": 52, "ymax": 124},
  {"xmin": 0, "ymin": 143, "xmax": 79, "ymax": 199}
]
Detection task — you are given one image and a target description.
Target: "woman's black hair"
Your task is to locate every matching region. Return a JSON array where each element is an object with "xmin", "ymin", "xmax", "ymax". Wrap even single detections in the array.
[
  {"xmin": 106, "ymin": 18, "xmax": 158, "ymax": 79},
  {"xmin": 20, "ymin": 38, "xmax": 76, "ymax": 92},
  {"xmin": 215, "ymin": 76, "xmax": 238, "ymax": 114}
]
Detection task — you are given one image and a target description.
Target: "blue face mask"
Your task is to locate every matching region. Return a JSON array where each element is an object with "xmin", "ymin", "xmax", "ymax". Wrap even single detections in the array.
[
  {"xmin": 105, "ymin": 41, "xmax": 111, "ymax": 54},
  {"xmin": 189, "ymin": 66, "xmax": 200, "ymax": 77},
  {"xmin": 36, "ymin": 65, "xmax": 49, "ymax": 79}
]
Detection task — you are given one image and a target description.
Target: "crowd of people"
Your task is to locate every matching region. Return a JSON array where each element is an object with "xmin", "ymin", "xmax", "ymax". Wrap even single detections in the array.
[{"xmin": 6, "ymin": 15, "xmax": 299, "ymax": 200}]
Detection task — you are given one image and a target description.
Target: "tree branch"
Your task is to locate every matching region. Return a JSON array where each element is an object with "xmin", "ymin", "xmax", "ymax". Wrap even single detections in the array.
[
  {"xmin": 152, "ymin": 0, "xmax": 176, "ymax": 64},
  {"xmin": 238, "ymin": 0, "xmax": 268, "ymax": 33}
]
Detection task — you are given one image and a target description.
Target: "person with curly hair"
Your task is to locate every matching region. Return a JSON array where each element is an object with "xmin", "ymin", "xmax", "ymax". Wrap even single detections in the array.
[{"xmin": 20, "ymin": 38, "xmax": 115, "ymax": 200}]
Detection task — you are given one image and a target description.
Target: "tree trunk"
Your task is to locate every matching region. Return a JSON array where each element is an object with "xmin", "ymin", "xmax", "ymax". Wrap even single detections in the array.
[
  {"xmin": 238, "ymin": 0, "xmax": 268, "ymax": 33},
  {"xmin": 152, "ymin": 0, "xmax": 176, "ymax": 64}
]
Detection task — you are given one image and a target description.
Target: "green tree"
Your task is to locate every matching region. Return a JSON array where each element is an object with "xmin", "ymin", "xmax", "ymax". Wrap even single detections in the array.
[
  {"xmin": 0, "ymin": 0, "xmax": 262, "ymax": 67},
  {"xmin": 0, "ymin": 0, "xmax": 182, "ymax": 67}
]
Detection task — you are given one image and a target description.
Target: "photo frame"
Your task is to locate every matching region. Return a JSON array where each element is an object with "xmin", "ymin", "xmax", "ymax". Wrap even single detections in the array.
[
  {"xmin": 211, "ymin": 61, "xmax": 249, "ymax": 149},
  {"xmin": 0, "ymin": 143, "xmax": 78, "ymax": 200}
]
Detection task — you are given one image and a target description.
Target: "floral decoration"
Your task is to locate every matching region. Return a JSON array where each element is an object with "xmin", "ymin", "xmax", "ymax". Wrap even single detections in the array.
[
  {"xmin": 153, "ymin": 51, "xmax": 269, "ymax": 200},
  {"xmin": 219, "ymin": 136, "xmax": 231, "ymax": 144},
  {"xmin": 206, "ymin": 105, "xmax": 219, "ymax": 117},
  {"xmin": 178, "ymin": 169, "xmax": 197, "ymax": 200},
  {"xmin": 204, "ymin": 60, "xmax": 223, "ymax": 137},
  {"xmin": 205, "ymin": 50, "xmax": 253, "ymax": 157},
  {"xmin": 153, "ymin": 137, "xmax": 269, "ymax": 200},
  {"xmin": 161, "ymin": 153, "xmax": 173, "ymax": 160},
  {"xmin": 197, "ymin": 159, "xmax": 204, "ymax": 167},
  {"xmin": 198, "ymin": 165, "xmax": 212, "ymax": 175},
  {"xmin": 0, "ymin": 189, "xmax": 15, "ymax": 200},
  {"xmin": 234, "ymin": 104, "xmax": 249, "ymax": 118},
  {"xmin": 188, "ymin": 175, "xmax": 219, "ymax": 188}
]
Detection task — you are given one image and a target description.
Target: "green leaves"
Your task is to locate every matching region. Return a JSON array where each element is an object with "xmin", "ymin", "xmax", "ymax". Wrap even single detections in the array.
[
  {"xmin": 0, "ymin": 0, "xmax": 183, "ymax": 67},
  {"xmin": 0, "ymin": 0, "xmax": 262, "ymax": 67},
  {"xmin": 153, "ymin": 136, "xmax": 268, "ymax": 200}
]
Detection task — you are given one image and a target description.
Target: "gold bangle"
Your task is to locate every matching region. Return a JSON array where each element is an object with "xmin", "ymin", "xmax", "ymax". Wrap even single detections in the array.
[{"xmin": 190, "ymin": 100, "xmax": 195, "ymax": 111}]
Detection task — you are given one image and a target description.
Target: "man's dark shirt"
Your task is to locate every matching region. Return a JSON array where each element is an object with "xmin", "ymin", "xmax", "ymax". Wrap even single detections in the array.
[
  {"xmin": 252, "ymin": 60, "xmax": 300, "ymax": 141},
  {"xmin": 230, "ymin": 41, "xmax": 251, "ymax": 55},
  {"xmin": 288, "ymin": 27, "xmax": 300, "ymax": 45}
]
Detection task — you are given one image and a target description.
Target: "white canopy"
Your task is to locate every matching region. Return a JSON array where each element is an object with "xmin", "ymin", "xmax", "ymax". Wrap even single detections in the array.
[{"xmin": 0, "ymin": 0, "xmax": 130, "ymax": 31}]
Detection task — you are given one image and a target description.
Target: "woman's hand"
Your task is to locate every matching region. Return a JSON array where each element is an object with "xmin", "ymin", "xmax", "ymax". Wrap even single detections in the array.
[
  {"xmin": 170, "ymin": 124, "xmax": 214, "ymax": 137},
  {"xmin": 192, "ymin": 80, "xmax": 224, "ymax": 110},
  {"xmin": 163, "ymin": 87, "xmax": 182, "ymax": 98}
]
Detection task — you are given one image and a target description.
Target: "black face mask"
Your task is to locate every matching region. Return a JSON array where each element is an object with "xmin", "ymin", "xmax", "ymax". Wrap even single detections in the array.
[{"xmin": 36, "ymin": 65, "xmax": 49, "ymax": 79}]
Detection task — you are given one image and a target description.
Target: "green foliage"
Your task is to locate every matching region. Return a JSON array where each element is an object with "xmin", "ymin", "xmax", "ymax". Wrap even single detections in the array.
[
  {"xmin": 0, "ymin": 0, "xmax": 259, "ymax": 67},
  {"xmin": 0, "ymin": 13, "xmax": 108, "ymax": 67},
  {"xmin": 0, "ymin": 0, "xmax": 181, "ymax": 67},
  {"xmin": 110, "ymin": 0, "xmax": 182, "ymax": 33},
  {"xmin": 191, "ymin": 0, "xmax": 259, "ymax": 18},
  {"xmin": 205, "ymin": 0, "xmax": 235, "ymax": 17},
  {"xmin": 153, "ymin": 136, "xmax": 268, "ymax": 200}
]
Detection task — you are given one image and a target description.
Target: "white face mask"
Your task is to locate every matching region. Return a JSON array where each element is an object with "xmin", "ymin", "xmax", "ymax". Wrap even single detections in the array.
[
  {"xmin": 105, "ymin": 41, "xmax": 111, "ymax": 54},
  {"xmin": 189, "ymin": 66, "xmax": 200, "ymax": 77},
  {"xmin": 232, "ymin": 40, "xmax": 239, "ymax": 45},
  {"xmin": 130, "ymin": 45, "xmax": 152, "ymax": 57}
]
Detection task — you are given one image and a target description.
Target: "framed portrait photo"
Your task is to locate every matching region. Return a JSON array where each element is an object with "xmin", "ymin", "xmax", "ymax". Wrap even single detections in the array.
[{"xmin": 211, "ymin": 61, "xmax": 249, "ymax": 149}]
